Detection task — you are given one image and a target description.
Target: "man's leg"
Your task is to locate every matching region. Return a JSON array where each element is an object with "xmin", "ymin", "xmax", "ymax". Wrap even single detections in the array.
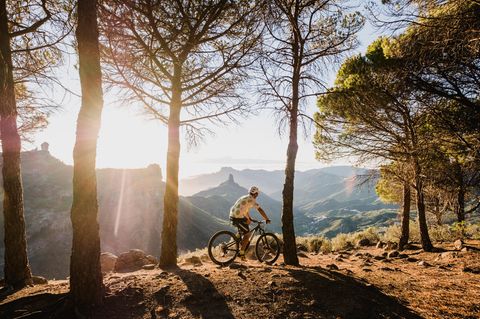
[{"xmin": 240, "ymin": 231, "xmax": 252, "ymax": 255}]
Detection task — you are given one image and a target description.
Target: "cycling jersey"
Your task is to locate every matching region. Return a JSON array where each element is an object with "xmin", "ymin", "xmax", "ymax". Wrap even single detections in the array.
[{"xmin": 229, "ymin": 194, "xmax": 260, "ymax": 219}]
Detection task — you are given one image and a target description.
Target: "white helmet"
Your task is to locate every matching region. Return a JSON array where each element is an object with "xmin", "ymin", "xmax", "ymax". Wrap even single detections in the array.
[{"xmin": 249, "ymin": 186, "xmax": 259, "ymax": 196}]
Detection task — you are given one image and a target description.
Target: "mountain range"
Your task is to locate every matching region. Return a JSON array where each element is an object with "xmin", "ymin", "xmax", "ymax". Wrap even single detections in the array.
[{"xmin": 0, "ymin": 150, "xmax": 399, "ymax": 278}]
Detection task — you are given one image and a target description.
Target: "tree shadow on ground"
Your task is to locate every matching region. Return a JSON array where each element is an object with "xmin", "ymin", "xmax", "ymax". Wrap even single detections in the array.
[
  {"xmin": 173, "ymin": 267, "xmax": 234, "ymax": 319},
  {"xmin": 0, "ymin": 292, "xmax": 71, "ymax": 319},
  {"xmin": 285, "ymin": 265, "xmax": 422, "ymax": 319}
]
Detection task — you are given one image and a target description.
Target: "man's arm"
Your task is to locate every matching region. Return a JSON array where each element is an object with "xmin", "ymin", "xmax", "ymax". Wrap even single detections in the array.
[{"xmin": 257, "ymin": 207, "xmax": 270, "ymax": 223}]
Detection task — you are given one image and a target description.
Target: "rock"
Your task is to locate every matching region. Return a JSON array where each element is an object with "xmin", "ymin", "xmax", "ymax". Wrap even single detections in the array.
[
  {"xmin": 114, "ymin": 249, "xmax": 158, "ymax": 272},
  {"xmin": 142, "ymin": 264, "xmax": 156, "ymax": 270},
  {"xmin": 357, "ymin": 238, "xmax": 371, "ymax": 247},
  {"xmin": 388, "ymin": 250, "xmax": 400, "ymax": 258},
  {"xmin": 462, "ymin": 266, "xmax": 480, "ymax": 274},
  {"xmin": 100, "ymin": 252, "xmax": 118, "ymax": 273},
  {"xmin": 440, "ymin": 252, "xmax": 458, "ymax": 259},
  {"xmin": 297, "ymin": 252, "xmax": 309, "ymax": 258},
  {"xmin": 454, "ymin": 239, "xmax": 464, "ymax": 250},
  {"xmin": 184, "ymin": 256, "xmax": 202, "ymax": 266},
  {"xmin": 406, "ymin": 257, "xmax": 418, "ymax": 262},
  {"xmin": 229, "ymin": 263, "xmax": 247, "ymax": 270},
  {"xmin": 297, "ymin": 243, "xmax": 308, "ymax": 252},
  {"xmin": 461, "ymin": 247, "xmax": 469, "ymax": 252},
  {"xmin": 384, "ymin": 241, "xmax": 398, "ymax": 251},
  {"xmin": 376, "ymin": 241, "xmax": 385, "ymax": 249},
  {"xmin": 418, "ymin": 261, "xmax": 431, "ymax": 267},
  {"xmin": 326, "ymin": 263, "xmax": 339, "ymax": 270},
  {"xmin": 32, "ymin": 276, "xmax": 48, "ymax": 285}
]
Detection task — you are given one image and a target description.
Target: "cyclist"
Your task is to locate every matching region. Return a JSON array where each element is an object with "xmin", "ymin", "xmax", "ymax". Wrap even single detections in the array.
[{"xmin": 229, "ymin": 186, "xmax": 271, "ymax": 259}]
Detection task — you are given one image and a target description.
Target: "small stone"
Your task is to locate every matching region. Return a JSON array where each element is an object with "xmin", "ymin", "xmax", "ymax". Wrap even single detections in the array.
[
  {"xmin": 326, "ymin": 263, "xmax": 339, "ymax": 270},
  {"xmin": 454, "ymin": 239, "xmax": 464, "ymax": 250},
  {"xmin": 461, "ymin": 247, "xmax": 469, "ymax": 252},
  {"xmin": 142, "ymin": 264, "xmax": 156, "ymax": 270},
  {"xmin": 418, "ymin": 261, "xmax": 431, "ymax": 267}
]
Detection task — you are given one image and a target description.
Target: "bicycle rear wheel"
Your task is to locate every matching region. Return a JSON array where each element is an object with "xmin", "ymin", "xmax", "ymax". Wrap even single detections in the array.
[
  {"xmin": 208, "ymin": 231, "xmax": 239, "ymax": 266},
  {"xmin": 255, "ymin": 233, "xmax": 280, "ymax": 265}
]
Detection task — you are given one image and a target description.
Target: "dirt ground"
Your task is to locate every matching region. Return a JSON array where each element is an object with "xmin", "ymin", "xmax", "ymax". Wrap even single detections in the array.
[{"xmin": 1, "ymin": 240, "xmax": 479, "ymax": 319}]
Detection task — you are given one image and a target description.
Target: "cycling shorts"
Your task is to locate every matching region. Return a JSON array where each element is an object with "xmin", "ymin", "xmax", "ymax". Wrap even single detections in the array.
[{"xmin": 230, "ymin": 217, "xmax": 249, "ymax": 234}]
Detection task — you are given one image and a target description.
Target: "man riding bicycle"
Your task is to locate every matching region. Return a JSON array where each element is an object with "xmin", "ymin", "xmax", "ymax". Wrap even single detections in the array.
[{"xmin": 229, "ymin": 186, "xmax": 271, "ymax": 259}]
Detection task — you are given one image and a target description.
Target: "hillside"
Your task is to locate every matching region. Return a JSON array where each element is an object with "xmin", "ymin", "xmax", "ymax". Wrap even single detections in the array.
[
  {"xmin": 1, "ymin": 240, "xmax": 479, "ymax": 318},
  {"xmin": 184, "ymin": 174, "xmax": 313, "ymax": 234},
  {"xmin": 0, "ymin": 150, "xmax": 228, "ymax": 279}
]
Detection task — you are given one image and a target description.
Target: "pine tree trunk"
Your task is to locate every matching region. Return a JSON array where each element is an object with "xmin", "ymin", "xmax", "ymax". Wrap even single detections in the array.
[
  {"xmin": 0, "ymin": 0, "xmax": 32, "ymax": 289},
  {"xmin": 413, "ymin": 161, "xmax": 433, "ymax": 252},
  {"xmin": 455, "ymin": 164, "xmax": 465, "ymax": 222},
  {"xmin": 159, "ymin": 67, "xmax": 182, "ymax": 267},
  {"xmin": 70, "ymin": 0, "xmax": 104, "ymax": 311},
  {"xmin": 398, "ymin": 181, "xmax": 410, "ymax": 250}
]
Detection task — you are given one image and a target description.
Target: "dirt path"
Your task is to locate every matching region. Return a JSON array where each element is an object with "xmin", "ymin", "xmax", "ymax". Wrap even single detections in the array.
[{"xmin": 1, "ymin": 241, "xmax": 479, "ymax": 319}]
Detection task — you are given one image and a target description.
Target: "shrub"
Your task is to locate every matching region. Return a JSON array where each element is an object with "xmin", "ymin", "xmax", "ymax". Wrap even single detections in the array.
[
  {"xmin": 382, "ymin": 221, "xmax": 421, "ymax": 243},
  {"xmin": 296, "ymin": 236, "xmax": 332, "ymax": 254},
  {"xmin": 351, "ymin": 227, "xmax": 380, "ymax": 246},
  {"xmin": 331, "ymin": 233, "xmax": 354, "ymax": 251},
  {"xmin": 429, "ymin": 225, "xmax": 455, "ymax": 242}
]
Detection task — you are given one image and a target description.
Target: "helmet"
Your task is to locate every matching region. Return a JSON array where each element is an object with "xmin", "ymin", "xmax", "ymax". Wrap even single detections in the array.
[{"xmin": 249, "ymin": 186, "xmax": 259, "ymax": 196}]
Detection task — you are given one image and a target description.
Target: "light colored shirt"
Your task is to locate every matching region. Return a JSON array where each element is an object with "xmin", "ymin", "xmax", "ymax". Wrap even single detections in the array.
[{"xmin": 229, "ymin": 194, "xmax": 260, "ymax": 218}]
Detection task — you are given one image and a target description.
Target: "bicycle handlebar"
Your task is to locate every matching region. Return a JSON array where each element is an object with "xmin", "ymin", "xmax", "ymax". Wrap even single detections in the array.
[{"xmin": 250, "ymin": 219, "xmax": 264, "ymax": 224}]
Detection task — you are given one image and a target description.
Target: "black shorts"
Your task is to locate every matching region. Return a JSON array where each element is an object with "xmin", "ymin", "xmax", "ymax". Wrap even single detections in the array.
[{"xmin": 230, "ymin": 217, "xmax": 249, "ymax": 234}]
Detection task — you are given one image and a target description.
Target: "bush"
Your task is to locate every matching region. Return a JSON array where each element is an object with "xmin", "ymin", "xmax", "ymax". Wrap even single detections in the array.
[
  {"xmin": 382, "ymin": 221, "xmax": 421, "ymax": 243},
  {"xmin": 331, "ymin": 233, "xmax": 354, "ymax": 251},
  {"xmin": 351, "ymin": 227, "xmax": 380, "ymax": 246},
  {"xmin": 429, "ymin": 225, "xmax": 455, "ymax": 242},
  {"xmin": 296, "ymin": 236, "xmax": 332, "ymax": 254}
]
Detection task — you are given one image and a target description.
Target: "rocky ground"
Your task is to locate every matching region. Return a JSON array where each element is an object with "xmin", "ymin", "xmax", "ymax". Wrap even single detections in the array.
[{"xmin": 0, "ymin": 240, "xmax": 479, "ymax": 319}]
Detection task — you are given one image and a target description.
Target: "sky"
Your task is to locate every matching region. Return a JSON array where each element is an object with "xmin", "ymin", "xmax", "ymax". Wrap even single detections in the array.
[{"xmin": 30, "ymin": 15, "xmax": 381, "ymax": 179}]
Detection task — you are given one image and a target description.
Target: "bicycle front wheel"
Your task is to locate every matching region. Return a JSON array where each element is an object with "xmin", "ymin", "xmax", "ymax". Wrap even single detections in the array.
[
  {"xmin": 208, "ymin": 230, "xmax": 239, "ymax": 266},
  {"xmin": 255, "ymin": 233, "xmax": 280, "ymax": 265}
]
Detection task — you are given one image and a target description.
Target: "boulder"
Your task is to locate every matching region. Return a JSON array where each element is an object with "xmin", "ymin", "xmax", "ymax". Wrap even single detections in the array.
[
  {"xmin": 357, "ymin": 238, "xmax": 371, "ymax": 247},
  {"xmin": 114, "ymin": 249, "xmax": 158, "ymax": 272},
  {"xmin": 142, "ymin": 264, "xmax": 156, "ymax": 270},
  {"xmin": 32, "ymin": 276, "xmax": 48, "ymax": 285},
  {"xmin": 454, "ymin": 239, "xmax": 464, "ymax": 250},
  {"xmin": 100, "ymin": 252, "xmax": 118, "ymax": 273}
]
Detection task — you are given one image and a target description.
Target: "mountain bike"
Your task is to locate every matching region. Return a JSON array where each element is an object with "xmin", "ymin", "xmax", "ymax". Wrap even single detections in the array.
[{"xmin": 208, "ymin": 219, "xmax": 281, "ymax": 266}]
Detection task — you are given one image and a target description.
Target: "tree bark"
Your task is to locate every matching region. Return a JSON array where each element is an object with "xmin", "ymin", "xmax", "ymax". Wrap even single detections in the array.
[
  {"xmin": 454, "ymin": 164, "xmax": 465, "ymax": 222},
  {"xmin": 413, "ymin": 161, "xmax": 433, "ymax": 252},
  {"xmin": 70, "ymin": 0, "xmax": 104, "ymax": 311},
  {"xmin": 281, "ymin": 41, "xmax": 300, "ymax": 265},
  {"xmin": 0, "ymin": 0, "xmax": 33, "ymax": 289},
  {"xmin": 398, "ymin": 181, "xmax": 410, "ymax": 250},
  {"xmin": 159, "ymin": 64, "xmax": 182, "ymax": 267}
]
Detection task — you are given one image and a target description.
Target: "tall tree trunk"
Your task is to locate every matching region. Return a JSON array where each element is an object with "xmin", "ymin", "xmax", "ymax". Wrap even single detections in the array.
[
  {"xmin": 454, "ymin": 164, "xmax": 465, "ymax": 222},
  {"xmin": 281, "ymin": 48, "xmax": 300, "ymax": 265},
  {"xmin": 70, "ymin": 0, "xmax": 104, "ymax": 311},
  {"xmin": 413, "ymin": 160, "xmax": 433, "ymax": 251},
  {"xmin": 159, "ymin": 66, "xmax": 182, "ymax": 267},
  {"xmin": 398, "ymin": 181, "xmax": 410, "ymax": 250},
  {"xmin": 0, "ymin": 0, "xmax": 32, "ymax": 289}
]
